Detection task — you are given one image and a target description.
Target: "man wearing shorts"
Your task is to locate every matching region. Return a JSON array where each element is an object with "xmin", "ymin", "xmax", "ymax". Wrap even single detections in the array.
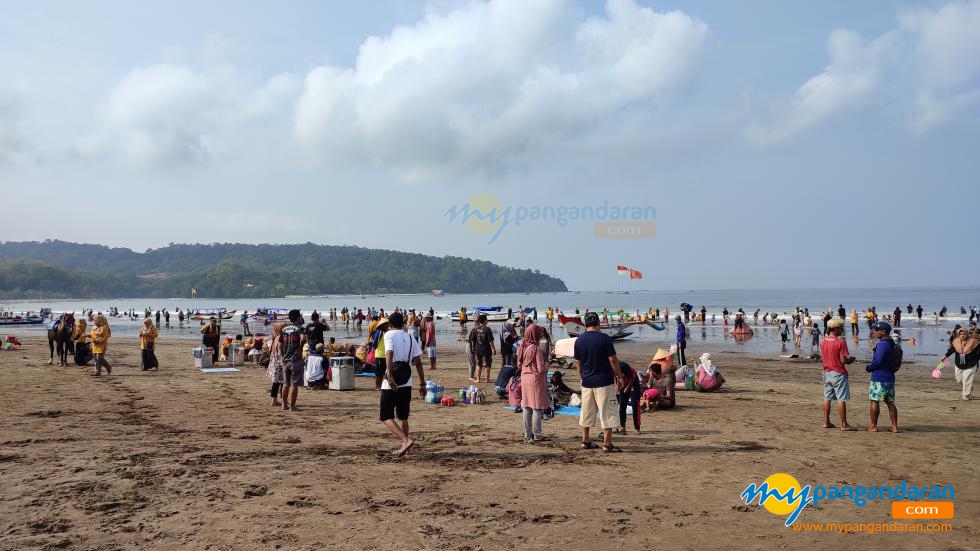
[
  {"xmin": 866, "ymin": 322, "xmax": 900, "ymax": 432},
  {"xmin": 820, "ymin": 319, "xmax": 855, "ymax": 430},
  {"xmin": 382, "ymin": 312, "xmax": 426, "ymax": 457},
  {"xmin": 279, "ymin": 309, "xmax": 307, "ymax": 411},
  {"xmin": 574, "ymin": 312, "xmax": 625, "ymax": 453},
  {"xmin": 422, "ymin": 312, "xmax": 437, "ymax": 371}
]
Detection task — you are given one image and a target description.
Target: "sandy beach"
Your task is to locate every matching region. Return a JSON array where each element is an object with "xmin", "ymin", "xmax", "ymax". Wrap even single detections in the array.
[{"xmin": 1, "ymin": 334, "xmax": 977, "ymax": 550}]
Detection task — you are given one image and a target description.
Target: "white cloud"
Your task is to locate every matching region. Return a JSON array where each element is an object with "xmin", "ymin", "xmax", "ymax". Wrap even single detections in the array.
[
  {"xmin": 294, "ymin": 0, "xmax": 708, "ymax": 179},
  {"xmin": 748, "ymin": 0, "xmax": 980, "ymax": 144},
  {"xmin": 899, "ymin": 0, "xmax": 980, "ymax": 131},
  {"xmin": 0, "ymin": 92, "xmax": 29, "ymax": 165},
  {"xmin": 746, "ymin": 30, "xmax": 885, "ymax": 146}
]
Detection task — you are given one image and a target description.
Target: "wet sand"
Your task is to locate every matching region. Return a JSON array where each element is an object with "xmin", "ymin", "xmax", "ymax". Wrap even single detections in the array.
[{"xmin": 1, "ymin": 335, "xmax": 977, "ymax": 550}]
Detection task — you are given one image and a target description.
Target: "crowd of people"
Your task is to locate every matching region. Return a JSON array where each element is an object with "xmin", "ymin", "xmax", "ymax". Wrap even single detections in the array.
[{"xmin": 43, "ymin": 298, "xmax": 977, "ymax": 456}]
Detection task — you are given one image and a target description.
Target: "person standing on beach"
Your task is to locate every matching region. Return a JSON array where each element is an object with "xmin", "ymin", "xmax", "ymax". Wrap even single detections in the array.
[
  {"xmin": 821, "ymin": 319, "xmax": 855, "ymax": 430},
  {"xmin": 939, "ymin": 328, "xmax": 978, "ymax": 400},
  {"xmin": 916, "ymin": 305, "xmax": 923, "ymax": 321},
  {"xmin": 700, "ymin": 305, "xmax": 707, "ymax": 325},
  {"xmin": 139, "ymin": 318, "xmax": 158, "ymax": 371},
  {"xmin": 575, "ymin": 313, "xmax": 624, "ymax": 452},
  {"xmin": 305, "ymin": 312, "xmax": 329, "ymax": 352},
  {"xmin": 381, "ymin": 312, "xmax": 425, "ymax": 457},
  {"xmin": 867, "ymin": 322, "xmax": 901, "ymax": 432},
  {"xmin": 468, "ymin": 314, "xmax": 496, "ymax": 383},
  {"xmin": 893, "ymin": 307, "xmax": 901, "ymax": 328},
  {"xmin": 421, "ymin": 312, "xmax": 437, "ymax": 371},
  {"xmin": 675, "ymin": 316, "xmax": 687, "ymax": 366},
  {"xmin": 518, "ymin": 323, "xmax": 550, "ymax": 443},
  {"xmin": 89, "ymin": 314, "xmax": 112, "ymax": 376},
  {"xmin": 241, "ymin": 310, "xmax": 250, "ymax": 336},
  {"xmin": 850, "ymin": 310, "xmax": 859, "ymax": 336},
  {"xmin": 201, "ymin": 317, "xmax": 220, "ymax": 364},
  {"xmin": 837, "ymin": 304, "xmax": 846, "ymax": 319},
  {"xmin": 267, "ymin": 322, "xmax": 285, "ymax": 407},
  {"xmin": 279, "ymin": 310, "xmax": 307, "ymax": 411}
]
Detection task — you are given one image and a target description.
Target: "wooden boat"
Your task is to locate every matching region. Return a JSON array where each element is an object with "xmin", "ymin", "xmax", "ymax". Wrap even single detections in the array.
[
  {"xmin": 557, "ymin": 314, "xmax": 665, "ymax": 340},
  {"xmin": 189, "ymin": 308, "xmax": 236, "ymax": 320},
  {"xmin": 0, "ymin": 309, "xmax": 48, "ymax": 326}
]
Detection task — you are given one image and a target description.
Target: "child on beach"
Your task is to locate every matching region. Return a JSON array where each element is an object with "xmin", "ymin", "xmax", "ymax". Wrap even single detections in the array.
[{"xmin": 779, "ymin": 320, "xmax": 789, "ymax": 344}]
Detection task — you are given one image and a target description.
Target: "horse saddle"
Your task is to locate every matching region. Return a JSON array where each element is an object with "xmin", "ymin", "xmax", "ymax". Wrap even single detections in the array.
[{"xmin": 47, "ymin": 320, "xmax": 60, "ymax": 330}]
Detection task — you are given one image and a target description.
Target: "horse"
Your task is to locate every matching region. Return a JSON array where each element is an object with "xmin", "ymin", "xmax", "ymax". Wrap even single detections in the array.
[{"xmin": 48, "ymin": 312, "xmax": 75, "ymax": 366}]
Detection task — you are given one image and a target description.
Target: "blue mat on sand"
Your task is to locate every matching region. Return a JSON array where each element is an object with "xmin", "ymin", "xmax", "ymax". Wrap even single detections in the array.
[
  {"xmin": 504, "ymin": 405, "xmax": 585, "ymax": 417},
  {"xmin": 200, "ymin": 368, "xmax": 241, "ymax": 373},
  {"xmin": 355, "ymin": 372, "xmax": 376, "ymax": 377}
]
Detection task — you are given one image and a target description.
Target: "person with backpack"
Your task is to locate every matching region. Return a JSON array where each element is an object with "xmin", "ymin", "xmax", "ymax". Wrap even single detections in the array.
[
  {"xmin": 381, "ymin": 312, "xmax": 426, "ymax": 457},
  {"xmin": 866, "ymin": 322, "xmax": 901, "ymax": 432},
  {"xmin": 468, "ymin": 314, "xmax": 496, "ymax": 383}
]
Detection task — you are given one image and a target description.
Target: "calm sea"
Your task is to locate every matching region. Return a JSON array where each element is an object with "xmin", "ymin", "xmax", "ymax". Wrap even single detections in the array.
[{"xmin": 5, "ymin": 287, "xmax": 977, "ymax": 358}]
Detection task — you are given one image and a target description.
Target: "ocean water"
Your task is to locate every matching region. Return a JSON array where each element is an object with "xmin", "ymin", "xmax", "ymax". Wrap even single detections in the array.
[{"xmin": 5, "ymin": 287, "xmax": 977, "ymax": 359}]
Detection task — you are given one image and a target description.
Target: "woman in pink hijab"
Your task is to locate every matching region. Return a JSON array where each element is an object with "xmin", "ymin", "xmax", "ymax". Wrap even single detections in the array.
[{"xmin": 518, "ymin": 323, "xmax": 550, "ymax": 442}]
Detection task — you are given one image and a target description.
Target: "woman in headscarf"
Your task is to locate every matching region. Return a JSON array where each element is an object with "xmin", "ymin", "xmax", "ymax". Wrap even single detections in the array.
[
  {"xmin": 266, "ymin": 322, "xmax": 286, "ymax": 407},
  {"xmin": 517, "ymin": 323, "xmax": 549, "ymax": 443},
  {"xmin": 71, "ymin": 318, "xmax": 91, "ymax": 367},
  {"xmin": 139, "ymin": 317, "xmax": 158, "ymax": 371},
  {"xmin": 695, "ymin": 352, "xmax": 725, "ymax": 392},
  {"xmin": 940, "ymin": 328, "xmax": 979, "ymax": 400},
  {"xmin": 89, "ymin": 314, "xmax": 112, "ymax": 376}
]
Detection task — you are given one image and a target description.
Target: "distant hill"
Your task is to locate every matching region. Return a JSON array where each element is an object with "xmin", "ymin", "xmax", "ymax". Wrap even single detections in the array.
[{"xmin": 0, "ymin": 241, "xmax": 567, "ymax": 299}]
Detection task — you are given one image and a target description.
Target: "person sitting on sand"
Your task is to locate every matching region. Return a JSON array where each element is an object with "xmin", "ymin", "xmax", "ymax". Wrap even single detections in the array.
[
  {"xmin": 644, "ymin": 363, "xmax": 675, "ymax": 409},
  {"xmin": 694, "ymin": 353, "xmax": 725, "ymax": 392}
]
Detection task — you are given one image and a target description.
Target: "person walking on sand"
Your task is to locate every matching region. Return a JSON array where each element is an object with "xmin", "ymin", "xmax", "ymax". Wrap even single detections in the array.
[
  {"xmin": 381, "ymin": 312, "xmax": 426, "ymax": 457},
  {"xmin": 939, "ymin": 328, "xmax": 978, "ymax": 400},
  {"xmin": 574, "ymin": 312, "xmax": 625, "ymax": 453},
  {"xmin": 517, "ymin": 323, "xmax": 550, "ymax": 443},
  {"xmin": 279, "ymin": 310, "xmax": 307, "ymax": 411},
  {"xmin": 139, "ymin": 318, "xmax": 158, "ymax": 371},
  {"xmin": 90, "ymin": 314, "xmax": 112, "ymax": 376},
  {"xmin": 820, "ymin": 319, "xmax": 855, "ymax": 430},
  {"xmin": 867, "ymin": 322, "xmax": 901, "ymax": 432}
]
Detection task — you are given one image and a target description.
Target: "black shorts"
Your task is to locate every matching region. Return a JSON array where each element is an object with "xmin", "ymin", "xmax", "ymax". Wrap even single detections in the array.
[
  {"xmin": 380, "ymin": 386, "xmax": 412, "ymax": 422},
  {"xmin": 476, "ymin": 353, "xmax": 492, "ymax": 366}
]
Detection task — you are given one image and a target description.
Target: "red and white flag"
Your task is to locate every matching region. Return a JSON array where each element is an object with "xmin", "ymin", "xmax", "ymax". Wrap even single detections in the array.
[
  {"xmin": 617, "ymin": 265, "xmax": 629, "ymax": 275},
  {"xmin": 629, "ymin": 269, "xmax": 643, "ymax": 280}
]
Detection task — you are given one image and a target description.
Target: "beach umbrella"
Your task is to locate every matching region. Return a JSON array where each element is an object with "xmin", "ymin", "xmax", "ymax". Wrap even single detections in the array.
[{"xmin": 554, "ymin": 337, "xmax": 577, "ymax": 358}]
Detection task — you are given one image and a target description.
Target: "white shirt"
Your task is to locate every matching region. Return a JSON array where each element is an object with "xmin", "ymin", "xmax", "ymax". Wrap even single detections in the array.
[{"xmin": 381, "ymin": 329, "xmax": 421, "ymax": 389}]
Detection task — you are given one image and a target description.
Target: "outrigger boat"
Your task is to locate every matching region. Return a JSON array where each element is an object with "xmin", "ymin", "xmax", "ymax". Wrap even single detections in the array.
[
  {"xmin": 557, "ymin": 313, "xmax": 665, "ymax": 340},
  {"xmin": 0, "ymin": 307, "xmax": 50, "ymax": 326},
  {"xmin": 188, "ymin": 308, "xmax": 236, "ymax": 320},
  {"xmin": 245, "ymin": 308, "xmax": 290, "ymax": 335},
  {"xmin": 449, "ymin": 306, "xmax": 534, "ymax": 323}
]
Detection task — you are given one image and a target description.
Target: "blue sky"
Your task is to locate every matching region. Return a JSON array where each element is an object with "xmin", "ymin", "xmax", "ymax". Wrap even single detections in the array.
[{"xmin": 1, "ymin": 0, "xmax": 978, "ymax": 290}]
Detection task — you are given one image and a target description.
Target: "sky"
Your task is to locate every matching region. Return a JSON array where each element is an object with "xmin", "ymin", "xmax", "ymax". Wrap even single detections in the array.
[{"xmin": 1, "ymin": 0, "xmax": 978, "ymax": 291}]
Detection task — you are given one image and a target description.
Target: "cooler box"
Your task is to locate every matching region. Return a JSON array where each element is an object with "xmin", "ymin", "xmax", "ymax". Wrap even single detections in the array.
[
  {"xmin": 328, "ymin": 356, "xmax": 355, "ymax": 390},
  {"xmin": 230, "ymin": 345, "xmax": 245, "ymax": 366},
  {"xmin": 194, "ymin": 347, "xmax": 213, "ymax": 368}
]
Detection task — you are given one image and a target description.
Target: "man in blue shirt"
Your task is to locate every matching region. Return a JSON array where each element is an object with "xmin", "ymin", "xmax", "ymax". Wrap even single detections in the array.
[
  {"xmin": 675, "ymin": 316, "xmax": 687, "ymax": 366},
  {"xmin": 866, "ymin": 322, "xmax": 899, "ymax": 433},
  {"xmin": 574, "ymin": 312, "xmax": 625, "ymax": 452}
]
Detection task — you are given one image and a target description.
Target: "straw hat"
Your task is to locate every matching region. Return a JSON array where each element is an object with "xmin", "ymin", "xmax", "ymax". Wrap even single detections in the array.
[
  {"xmin": 827, "ymin": 318, "xmax": 844, "ymax": 329},
  {"xmin": 651, "ymin": 348, "xmax": 671, "ymax": 362}
]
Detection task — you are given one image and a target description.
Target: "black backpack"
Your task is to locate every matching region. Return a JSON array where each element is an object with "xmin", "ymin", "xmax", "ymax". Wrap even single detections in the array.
[{"xmin": 889, "ymin": 340, "xmax": 903, "ymax": 372}]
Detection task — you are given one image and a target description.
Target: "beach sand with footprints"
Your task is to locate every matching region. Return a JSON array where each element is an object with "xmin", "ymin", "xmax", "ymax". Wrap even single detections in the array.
[{"xmin": 1, "ymin": 336, "xmax": 977, "ymax": 549}]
